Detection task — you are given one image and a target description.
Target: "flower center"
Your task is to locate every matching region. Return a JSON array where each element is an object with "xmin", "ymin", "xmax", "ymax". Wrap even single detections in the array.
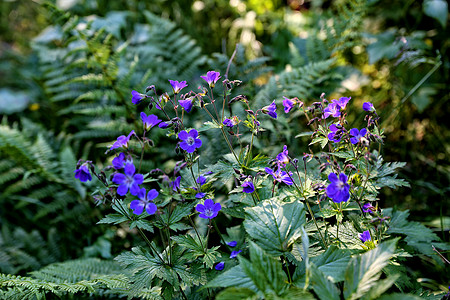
[
  {"xmin": 186, "ymin": 136, "xmax": 195, "ymax": 146},
  {"xmin": 204, "ymin": 208, "xmax": 214, "ymax": 216},
  {"xmin": 126, "ymin": 175, "xmax": 134, "ymax": 185}
]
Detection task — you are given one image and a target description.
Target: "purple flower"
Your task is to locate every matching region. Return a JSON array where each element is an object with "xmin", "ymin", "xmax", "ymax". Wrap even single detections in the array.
[
  {"xmin": 276, "ymin": 145, "xmax": 289, "ymax": 166},
  {"xmin": 201, "ymin": 71, "xmax": 221, "ymax": 88},
  {"xmin": 242, "ymin": 181, "xmax": 255, "ymax": 193},
  {"xmin": 262, "ymin": 100, "xmax": 277, "ymax": 119},
  {"xmin": 197, "ymin": 176, "xmax": 207, "ymax": 186},
  {"xmin": 112, "ymin": 163, "xmax": 144, "ymax": 196},
  {"xmin": 131, "ymin": 90, "xmax": 145, "ymax": 105},
  {"xmin": 130, "ymin": 188, "xmax": 158, "ymax": 215},
  {"xmin": 265, "ymin": 167, "xmax": 293, "ymax": 185},
  {"xmin": 195, "ymin": 192, "xmax": 206, "ymax": 199},
  {"xmin": 110, "ymin": 130, "xmax": 135, "ymax": 150},
  {"xmin": 332, "ymin": 97, "xmax": 351, "ymax": 110},
  {"xmin": 196, "ymin": 198, "xmax": 221, "ymax": 219},
  {"xmin": 158, "ymin": 121, "xmax": 171, "ymax": 129},
  {"xmin": 328, "ymin": 124, "xmax": 342, "ymax": 143},
  {"xmin": 112, "ymin": 153, "xmax": 133, "ymax": 170},
  {"xmin": 283, "ymin": 97, "xmax": 295, "ymax": 113},
  {"xmin": 215, "ymin": 262, "xmax": 225, "ymax": 271},
  {"xmin": 349, "ymin": 128, "xmax": 368, "ymax": 145},
  {"xmin": 140, "ymin": 112, "xmax": 162, "ymax": 130},
  {"xmin": 230, "ymin": 250, "xmax": 242, "ymax": 258},
  {"xmin": 326, "ymin": 172, "xmax": 350, "ymax": 203},
  {"xmin": 363, "ymin": 102, "xmax": 376, "ymax": 112},
  {"xmin": 170, "ymin": 176, "xmax": 181, "ymax": 192},
  {"xmin": 359, "ymin": 230, "xmax": 371, "ymax": 243},
  {"xmin": 169, "ymin": 80, "xmax": 188, "ymax": 94},
  {"xmin": 178, "ymin": 129, "xmax": 202, "ymax": 153},
  {"xmin": 323, "ymin": 102, "xmax": 341, "ymax": 119},
  {"xmin": 179, "ymin": 97, "xmax": 194, "ymax": 113},
  {"xmin": 74, "ymin": 164, "xmax": 92, "ymax": 182},
  {"xmin": 363, "ymin": 203, "xmax": 375, "ymax": 214},
  {"xmin": 223, "ymin": 116, "xmax": 239, "ymax": 128},
  {"xmin": 223, "ymin": 118, "xmax": 234, "ymax": 127},
  {"xmin": 227, "ymin": 241, "xmax": 237, "ymax": 247}
]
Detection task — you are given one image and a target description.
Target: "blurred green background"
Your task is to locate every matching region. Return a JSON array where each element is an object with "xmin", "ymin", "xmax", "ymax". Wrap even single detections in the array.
[{"xmin": 0, "ymin": 0, "xmax": 448, "ymax": 280}]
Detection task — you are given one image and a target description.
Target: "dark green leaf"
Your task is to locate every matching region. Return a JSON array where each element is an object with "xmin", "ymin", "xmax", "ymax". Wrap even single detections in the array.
[
  {"xmin": 343, "ymin": 239, "xmax": 398, "ymax": 299},
  {"xmin": 244, "ymin": 199, "xmax": 306, "ymax": 256}
]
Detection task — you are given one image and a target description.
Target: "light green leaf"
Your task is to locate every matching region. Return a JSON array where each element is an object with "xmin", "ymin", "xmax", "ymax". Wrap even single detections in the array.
[
  {"xmin": 361, "ymin": 274, "xmax": 400, "ymax": 300},
  {"xmin": 97, "ymin": 214, "xmax": 128, "ymax": 225},
  {"xmin": 423, "ymin": 0, "xmax": 448, "ymax": 28},
  {"xmin": 244, "ymin": 199, "xmax": 306, "ymax": 256},
  {"xmin": 343, "ymin": 239, "xmax": 398, "ymax": 300}
]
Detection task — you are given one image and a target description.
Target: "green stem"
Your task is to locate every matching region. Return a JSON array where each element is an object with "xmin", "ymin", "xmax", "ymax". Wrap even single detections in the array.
[{"xmin": 282, "ymin": 167, "xmax": 328, "ymax": 249}]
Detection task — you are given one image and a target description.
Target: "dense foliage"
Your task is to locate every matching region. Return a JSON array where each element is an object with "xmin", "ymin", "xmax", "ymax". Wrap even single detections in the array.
[{"xmin": 0, "ymin": 0, "xmax": 448, "ymax": 299}]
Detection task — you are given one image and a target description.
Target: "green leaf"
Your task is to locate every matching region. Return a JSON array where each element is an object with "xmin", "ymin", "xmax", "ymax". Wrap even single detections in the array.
[
  {"xmin": 423, "ymin": 0, "xmax": 448, "ymax": 28},
  {"xmin": 156, "ymin": 203, "xmax": 193, "ymax": 229},
  {"xmin": 205, "ymin": 265, "xmax": 257, "ymax": 290},
  {"xmin": 311, "ymin": 246, "xmax": 352, "ymax": 282},
  {"xmin": 377, "ymin": 294, "xmax": 422, "ymax": 300},
  {"xmin": 343, "ymin": 239, "xmax": 398, "ymax": 300},
  {"xmin": 366, "ymin": 31, "xmax": 401, "ymax": 64},
  {"xmin": 295, "ymin": 131, "xmax": 314, "ymax": 138},
  {"xmin": 309, "ymin": 136, "xmax": 329, "ymax": 149},
  {"xmin": 171, "ymin": 234, "xmax": 204, "ymax": 253},
  {"xmin": 198, "ymin": 121, "xmax": 222, "ymax": 132},
  {"xmin": 328, "ymin": 221, "xmax": 362, "ymax": 249},
  {"xmin": 384, "ymin": 208, "xmax": 439, "ymax": 255},
  {"xmin": 411, "ymin": 87, "xmax": 436, "ymax": 113},
  {"xmin": 239, "ymin": 241, "xmax": 288, "ymax": 296},
  {"xmin": 97, "ymin": 213, "xmax": 128, "ymax": 225},
  {"xmin": 329, "ymin": 151, "xmax": 355, "ymax": 160},
  {"xmin": 244, "ymin": 199, "xmax": 306, "ymax": 256},
  {"xmin": 309, "ymin": 263, "xmax": 340, "ymax": 300},
  {"xmin": 216, "ymin": 287, "xmax": 257, "ymax": 300},
  {"xmin": 129, "ymin": 219, "xmax": 154, "ymax": 233},
  {"xmin": 361, "ymin": 274, "xmax": 400, "ymax": 300}
]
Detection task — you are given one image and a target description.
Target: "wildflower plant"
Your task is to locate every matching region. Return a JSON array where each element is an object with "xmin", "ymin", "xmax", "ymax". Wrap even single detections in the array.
[{"xmin": 74, "ymin": 67, "xmax": 447, "ymax": 299}]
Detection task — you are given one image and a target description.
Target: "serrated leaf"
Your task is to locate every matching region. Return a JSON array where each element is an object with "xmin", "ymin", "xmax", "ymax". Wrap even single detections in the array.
[
  {"xmin": 171, "ymin": 234, "xmax": 204, "ymax": 253},
  {"xmin": 328, "ymin": 221, "xmax": 362, "ymax": 249},
  {"xmin": 361, "ymin": 274, "xmax": 400, "ymax": 300},
  {"xmin": 343, "ymin": 239, "xmax": 398, "ymax": 300},
  {"xmin": 239, "ymin": 241, "xmax": 288, "ymax": 296},
  {"xmin": 309, "ymin": 136, "xmax": 329, "ymax": 149},
  {"xmin": 244, "ymin": 199, "xmax": 306, "ymax": 256},
  {"xmin": 203, "ymin": 247, "xmax": 221, "ymax": 269},
  {"xmin": 206, "ymin": 265, "xmax": 257, "ymax": 290},
  {"xmin": 129, "ymin": 219, "xmax": 154, "ymax": 232},
  {"xmin": 311, "ymin": 246, "xmax": 352, "ymax": 282},
  {"xmin": 198, "ymin": 121, "xmax": 221, "ymax": 132},
  {"xmin": 309, "ymin": 263, "xmax": 340, "ymax": 300},
  {"xmin": 221, "ymin": 206, "xmax": 246, "ymax": 219},
  {"xmin": 97, "ymin": 213, "xmax": 128, "ymax": 225},
  {"xmin": 329, "ymin": 151, "xmax": 355, "ymax": 160},
  {"xmin": 156, "ymin": 203, "xmax": 193, "ymax": 228},
  {"xmin": 384, "ymin": 209, "xmax": 439, "ymax": 255}
]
